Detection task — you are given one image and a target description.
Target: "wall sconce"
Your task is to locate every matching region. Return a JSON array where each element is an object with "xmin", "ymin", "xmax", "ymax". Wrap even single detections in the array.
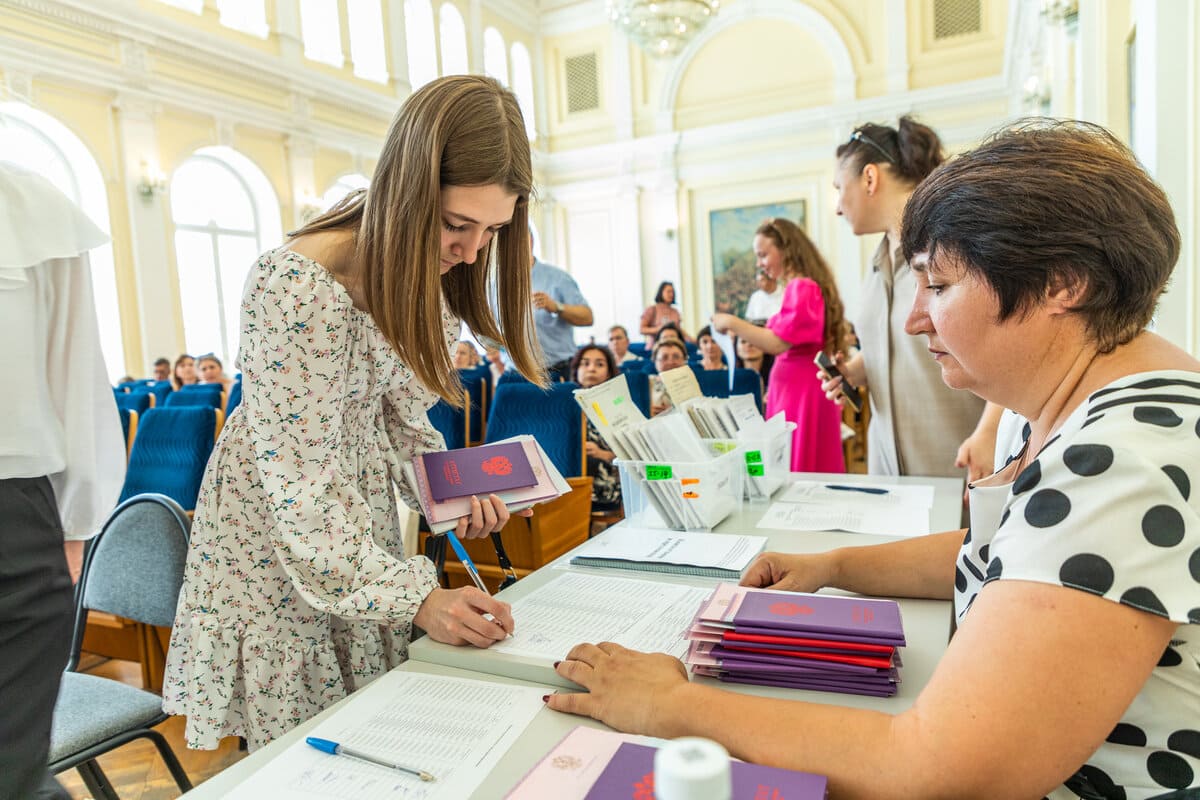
[
  {"xmin": 298, "ymin": 193, "xmax": 323, "ymax": 223},
  {"xmin": 137, "ymin": 160, "xmax": 166, "ymax": 198},
  {"xmin": 1041, "ymin": 0, "xmax": 1078, "ymax": 25},
  {"xmin": 1023, "ymin": 75, "xmax": 1051, "ymax": 113}
]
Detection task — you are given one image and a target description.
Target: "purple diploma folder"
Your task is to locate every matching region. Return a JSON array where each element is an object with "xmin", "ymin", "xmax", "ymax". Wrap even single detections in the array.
[
  {"xmin": 584, "ymin": 742, "xmax": 828, "ymax": 800},
  {"xmin": 733, "ymin": 590, "xmax": 905, "ymax": 645},
  {"xmin": 419, "ymin": 441, "xmax": 538, "ymax": 501}
]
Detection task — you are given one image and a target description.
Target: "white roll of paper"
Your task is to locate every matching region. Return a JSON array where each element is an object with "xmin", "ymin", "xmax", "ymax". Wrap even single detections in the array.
[{"xmin": 653, "ymin": 737, "xmax": 733, "ymax": 800}]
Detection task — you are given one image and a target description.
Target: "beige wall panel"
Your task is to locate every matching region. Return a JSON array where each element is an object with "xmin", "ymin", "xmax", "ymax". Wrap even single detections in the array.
[
  {"xmin": 542, "ymin": 26, "xmax": 615, "ymax": 151},
  {"xmin": 907, "ymin": 0, "xmax": 1006, "ymax": 89},
  {"xmin": 28, "ymin": 81, "xmax": 119, "ymax": 177},
  {"xmin": 150, "ymin": 54, "xmax": 291, "ymax": 112},
  {"xmin": 0, "ymin": 7, "xmax": 120, "ymax": 63},
  {"xmin": 155, "ymin": 109, "xmax": 216, "ymax": 171},
  {"xmin": 309, "ymin": 99, "xmax": 392, "ymax": 138},
  {"xmin": 674, "ymin": 20, "xmax": 835, "ymax": 130},
  {"xmin": 315, "ymin": 147, "xmax": 358, "ymax": 192},
  {"xmin": 234, "ymin": 127, "xmax": 291, "ymax": 215}
]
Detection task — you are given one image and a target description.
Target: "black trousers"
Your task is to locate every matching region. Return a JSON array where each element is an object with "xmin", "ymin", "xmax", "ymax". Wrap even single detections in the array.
[{"xmin": 0, "ymin": 477, "xmax": 73, "ymax": 800}]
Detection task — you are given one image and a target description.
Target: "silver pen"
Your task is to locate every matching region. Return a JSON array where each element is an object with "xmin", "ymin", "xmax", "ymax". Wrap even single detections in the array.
[{"xmin": 306, "ymin": 736, "xmax": 436, "ymax": 782}]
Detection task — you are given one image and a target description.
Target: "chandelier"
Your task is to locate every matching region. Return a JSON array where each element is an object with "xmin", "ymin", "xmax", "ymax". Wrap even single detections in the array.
[{"xmin": 606, "ymin": 0, "xmax": 722, "ymax": 58}]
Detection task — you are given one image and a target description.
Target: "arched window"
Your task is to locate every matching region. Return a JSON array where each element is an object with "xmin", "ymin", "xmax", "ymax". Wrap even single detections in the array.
[
  {"xmin": 347, "ymin": 0, "xmax": 388, "ymax": 83},
  {"xmin": 439, "ymin": 3, "xmax": 468, "ymax": 76},
  {"xmin": 170, "ymin": 147, "xmax": 282, "ymax": 367},
  {"xmin": 483, "ymin": 27, "xmax": 508, "ymax": 84},
  {"xmin": 509, "ymin": 41, "xmax": 537, "ymax": 140},
  {"xmin": 0, "ymin": 102, "xmax": 125, "ymax": 381},
  {"xmin": 299, "ymin": 0, "xmax": 344, "ymax": 67},
  {"xmin": 404, "ymin": 0, "xmax": 437, "ymax": 90},
  {"xmin": 321, "ymin": 172, "xmax": 370, "ymax": 211},
  {"xmin": 217, "ymin": 0, "xmax": 268, "ymax": 37}
]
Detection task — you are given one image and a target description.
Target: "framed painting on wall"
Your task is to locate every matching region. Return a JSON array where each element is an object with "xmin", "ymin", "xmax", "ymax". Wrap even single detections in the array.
[{"xmin": 708, "ymin": 199, "xmax": 806, "ymax": 317}]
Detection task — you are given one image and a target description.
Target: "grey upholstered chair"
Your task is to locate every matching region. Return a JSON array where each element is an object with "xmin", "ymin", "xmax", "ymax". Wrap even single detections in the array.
[{"xmin": 49, "ymin": 493, "xmax": 194, "ymax": 799}]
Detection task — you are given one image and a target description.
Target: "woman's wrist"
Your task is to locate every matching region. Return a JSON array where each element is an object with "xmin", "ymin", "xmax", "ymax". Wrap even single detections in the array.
[{"xmin": 649, "ymin": 680, "xmax": 705, "ymax": 739}]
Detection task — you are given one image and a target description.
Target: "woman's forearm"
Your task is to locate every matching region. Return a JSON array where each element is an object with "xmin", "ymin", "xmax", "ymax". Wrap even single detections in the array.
[{"xmin": 824, "ymin": 529, "xmax": 964, "ymax": 600}]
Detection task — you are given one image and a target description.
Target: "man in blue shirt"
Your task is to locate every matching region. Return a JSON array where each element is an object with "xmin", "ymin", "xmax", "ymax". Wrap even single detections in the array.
[{"xmin": 505, "ymin": 239, "xmax": 593, "ymax": 381}]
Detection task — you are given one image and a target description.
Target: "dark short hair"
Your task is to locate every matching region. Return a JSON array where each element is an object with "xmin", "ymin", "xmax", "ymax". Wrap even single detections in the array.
[
  {"xmin": 902, "ymin": 120, "xmax": 1180, "ymax": 353},
  {"xmin": 836, "ymin": 116, "xmax": 944, "ymax": 186},
  {"xmin": 569, "ymin": 344, "xmax": 617, "ymax": 383},
  {"xmin": 656, "ymin": 321, "xmax": 686, "ymax": 341},
  {"xmin": 696, "ymin": 325, "xmax": 713, "ymax": 341},
  {"xmin": 608, "ymin": 325, "xmax": 629, "ymax": 338},
  {"xmin": 654, "ymin": 281, "xmax": 676, "ymax": 305},
  {"xmin": 197, "ymin": 353, "xmax": 223, "ymax": 368},
  {"xmin": 154, "ymin": 357, "xmax": 170, "ymax": 367},
  {"xmin": 652, "ymin": 338, "xmax": 688, "ymax": 364}
]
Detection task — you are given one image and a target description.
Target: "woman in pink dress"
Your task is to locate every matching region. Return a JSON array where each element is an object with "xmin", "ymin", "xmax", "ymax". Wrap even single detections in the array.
[{"xmin": 712, "ymin": 218, "xmax": 846, "ymax": 472}]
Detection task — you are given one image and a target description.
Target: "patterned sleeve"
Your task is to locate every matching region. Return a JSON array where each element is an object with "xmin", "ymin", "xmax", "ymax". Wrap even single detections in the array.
[
  {"xmin": 766, "ymin": 277, "xmax": 825, "ymax": 348},
  {"xmin": 989, "ymin": 404, "xmax": 1200, "ymax": 624},
  {"xmin": 241, "ymin": 261, "xmax": 439, "ymax": 622}
]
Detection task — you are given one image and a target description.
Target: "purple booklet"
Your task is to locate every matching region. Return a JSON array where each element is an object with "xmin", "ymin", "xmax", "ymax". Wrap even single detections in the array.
[
  {"xmin": 713, "ymin": 652, "xmax": 898, "ymax": 682},
  {"xmin": 584, "ymin": 742, "xmax": 827, "ymax": 800},
  {"xmin": 716, "ymin": 673, "xmax": 897, "ymax": 697},
  {"xmin": 733, "ymin": 591, "xmax": 905, "ymax": 644},
  {"xmin": 419, "ymin": 441, "xmax": 538, "ymax": 501},
  {"xmin": 730, "ymin": 623, "xmax": 904, "ymax": 646}
]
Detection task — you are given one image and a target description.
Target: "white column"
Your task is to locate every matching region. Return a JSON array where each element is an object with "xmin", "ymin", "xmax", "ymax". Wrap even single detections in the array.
[
  {"xmin": 1133, "ymin": 0, "xmax": 1196, "ymax": 353},
  {"xmin": 468, "ymin": 0, "xmax": 484, "ymax": 73},
  {"xmin": 275, "ymin": 0, "xmax": 305, "ymax": 66},
  {"xmin": 884, "ymin": 0, "xmax": 909, "ymax": 93},
  {"xmin": 114, "ymin": 96, "xmax": 184, "ymax": 367},
  {"xmin": 609, "ymin": 30, "xmax": 635, "ymax": 140},
  {"xmin": 286, "ymin": 135, "xmax": 318, "ymax": 229},
  {"xmin": 383, "ymin": 0, "xmax": 412, "ymax": 95},
  {"xmin": 1073, "ymin": 0, "xmax": 1106, "ymax": 123}
]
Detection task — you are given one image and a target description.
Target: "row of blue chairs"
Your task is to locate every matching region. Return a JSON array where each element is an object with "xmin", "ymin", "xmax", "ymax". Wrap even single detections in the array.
[{"xmin": 626, "ymin": 341, "xmax": 700, "ymax": 359}]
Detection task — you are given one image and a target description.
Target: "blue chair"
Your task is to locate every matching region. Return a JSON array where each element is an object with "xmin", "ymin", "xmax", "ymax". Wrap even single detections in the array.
[
  {"xmin": 458, "ymin": 366, "xmax": 490, "ymax": 445},
  {"xmin": 115, "ymin": 391, "xmax": 151, "ymax": 416},
  {"xmin": 119, "ymin": 407, "xmax": 218, "ymax": 510},
  {"xmin": 628, "ymin": 342, "xmax": 648, "ymax": 358},
  {"xmin": 497, "ymin": 370, "xmax": 532, "ymax": 386},
  {"xmin": 176, "ymin": 383, "xmax": 224, "ymax": 400},
  {"xmin": 146, "ymin": 381, "xmax": 173, "ymax": 406},
  {"xmin": 486, "ymin": 382, "xmax": 586, "ymax": 478},
  {"xmin": 624, "ymin": 369, "xmax": 651, "ymax": 418},
  {"xmin": 50, "ymin": 493, "xmax": 193, "ymax": 798},
  {"xmin": 427, "ymin": 397, "xmax": 467, "ymax": 451},
  {"xmin": 694, "ymin": 368, "xmax": 732, "ymax": 399},
  {"xmin": 117, "ymin": 408, "xmax": 138, "ymax": 461},
  {"xmin": 731, "ymin": 367, "xmax": 765, "ymax": 413},
  {"xmin": 225, "ymin": 380, "xmax": 243, "ymax": 419},
  {"xmin": 165, "ymin": 389, "xmax": 221, "ymax": 409}
]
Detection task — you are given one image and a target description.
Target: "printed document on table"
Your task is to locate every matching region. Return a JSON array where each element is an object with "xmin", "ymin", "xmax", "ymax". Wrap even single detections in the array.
[
  {"xmin": 780, "ymin": 480, "xmax": 935, "ymax": 509},
  {"xmin": 492, "ymin": 573, "xmax": 714, "ymax": 660},
  {"xmin": 570, "ymin": 527, "xmax": 767, "ymax": 572},
  {"xmin": 758, "ymin": 494, "xmax": 926, "ymax": 537},
  {"xmin": 225, "ymin": 672, "xmax": 545, "ymax": 800}
]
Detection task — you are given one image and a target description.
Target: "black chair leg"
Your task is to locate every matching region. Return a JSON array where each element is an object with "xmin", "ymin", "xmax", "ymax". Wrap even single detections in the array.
[
  {"xmin": 76, "ymin": 759, "xmax": 118, "ymax": 800},
  {"xmin": 144, "ymin": 729, "xmax": 194, "ymax": 792}
]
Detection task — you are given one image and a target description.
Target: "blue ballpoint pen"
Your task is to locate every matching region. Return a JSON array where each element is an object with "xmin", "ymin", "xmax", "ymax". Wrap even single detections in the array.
[
  {"xmin": 306, "ymin": 736, "xmax": 436, "ymax": 781},
  {"xmin": 824, "ymin": 484, "xmax": 890, "ymax": 495},
  {"xmin": 444, "ymin": 530, "xmax": 490, "ymax": 594}
]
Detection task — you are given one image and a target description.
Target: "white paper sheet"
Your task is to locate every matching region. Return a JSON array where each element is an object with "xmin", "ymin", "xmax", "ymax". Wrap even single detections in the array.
[
  {"xmin": 492, "ymin": 573, "xmax": 714, "ymax": 660},
  {"xmin": 709, "ymin": 327, "xmax": 737, "ymax": 392},
  {"xmin": 570, "ymin": 527, "xmax": 767, "ymax": 572},
  {"xmin": 756, "ymin": 495, "xmax": 931, "ymax": 537},
  {"xmin": 779, "ymin": 480, "xmax": 935, "ymax": 509},
  {"xmin": 225, "ymin": 672, "xmax": 546, "ymax": 800}
]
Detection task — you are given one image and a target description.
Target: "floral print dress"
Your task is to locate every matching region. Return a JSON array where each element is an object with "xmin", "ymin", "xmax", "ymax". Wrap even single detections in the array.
[{"xmin": 162, "ymin": 247, "xmax": 456, "ymax": 751}]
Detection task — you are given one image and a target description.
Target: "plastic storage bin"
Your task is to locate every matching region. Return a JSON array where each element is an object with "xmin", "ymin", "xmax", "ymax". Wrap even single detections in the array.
[
  {"xmin": 615, "ymin": 449, "xmax": 744, "ymax": 531},
  {"xmin": 702, "ymin": 421, "xmax": 794, "ymax": 501}
]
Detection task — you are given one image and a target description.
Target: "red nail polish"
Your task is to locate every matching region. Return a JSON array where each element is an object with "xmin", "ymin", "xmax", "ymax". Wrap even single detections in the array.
[
  {"xmin": 552, "ymin": 661, "xmax": 560, "ymax": 668},
  {"xmin": 541, "ymin": 694, "xmax": 550, "ymax": 703}
]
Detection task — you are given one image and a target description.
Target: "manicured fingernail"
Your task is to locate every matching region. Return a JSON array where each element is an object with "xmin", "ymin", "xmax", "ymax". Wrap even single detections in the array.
[
  {"xmin": 541, "ymin": 694, "xmax": 550, "ymax": 703},
  {"xmin": 552, "ymin": 661, "xmax": 561, "ymax": 668}
]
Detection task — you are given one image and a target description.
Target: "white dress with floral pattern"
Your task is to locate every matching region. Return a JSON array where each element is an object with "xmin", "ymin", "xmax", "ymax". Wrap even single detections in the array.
[{"xmin": 162, "ymin": 247, "xmax": 455, "ymax": 751}]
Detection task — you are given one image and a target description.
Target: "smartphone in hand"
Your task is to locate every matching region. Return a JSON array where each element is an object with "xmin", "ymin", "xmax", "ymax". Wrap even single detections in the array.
[{"xmin": 814, "ymin": 351, "xmax": 863, "ymax": 413}]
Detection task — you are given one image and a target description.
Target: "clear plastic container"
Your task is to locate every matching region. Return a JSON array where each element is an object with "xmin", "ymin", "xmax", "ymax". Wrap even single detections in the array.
[
  {"xmin": 615, "ymin": 449, "xmax": 744, "ymax": 531},
  {"xmin": 702, "ymin": 420, "xmax": 795, "ymax": 502}
]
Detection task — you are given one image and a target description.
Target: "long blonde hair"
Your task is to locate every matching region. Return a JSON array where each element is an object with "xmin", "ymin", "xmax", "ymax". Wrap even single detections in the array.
[
  {"xmin": 290, "ymin": 75, "xmax": 544, "ymax": 405},
  {"xmin": 756, "ymin": 218, "xmax": 847, "ymax": 355}
]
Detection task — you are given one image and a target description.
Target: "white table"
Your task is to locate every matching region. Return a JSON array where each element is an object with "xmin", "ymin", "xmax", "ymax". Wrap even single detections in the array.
[{"xmin": 184, "ymin": 472, "xmax": 962, "ymax": 797}]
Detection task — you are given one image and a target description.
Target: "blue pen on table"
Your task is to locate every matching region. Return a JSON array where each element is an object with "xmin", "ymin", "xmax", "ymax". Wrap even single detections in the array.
[
  {"xmin": 824, "ymin": 484, "xmax": 890, "ymax": 495},
  {"xmin": 306, "ymin": 736, "xmax": 435, "ymax": 782}
]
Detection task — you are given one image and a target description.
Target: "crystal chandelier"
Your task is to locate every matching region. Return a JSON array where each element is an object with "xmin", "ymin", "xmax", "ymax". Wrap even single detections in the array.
[{"xmin": 606, "ymin": 0, "xmax": 722, "ymax": 58}]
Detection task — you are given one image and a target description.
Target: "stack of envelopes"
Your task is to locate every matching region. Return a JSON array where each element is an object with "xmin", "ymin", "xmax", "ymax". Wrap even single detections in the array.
[{"xmin": 685, "ymin": 583, "xmax": 904, "ymax": 697}]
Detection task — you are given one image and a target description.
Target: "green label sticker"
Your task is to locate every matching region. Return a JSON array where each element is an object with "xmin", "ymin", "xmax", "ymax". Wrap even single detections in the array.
[
  {"xmin": 745, "ymin": 450, "xmax": 763, "ymax": 464},
  {"xmin": 747, "ymin": 464, "xmax": 766, "ymax": 477},
  {"xmin": 710, "ymin": 441, "xmax": 737, "ymax": 454},
  {"xmin": 613, "ymin": 396, "xmax": 624, "ymax": 405},
  {"xmin": 645, "ymin": 464, "xmax": 673, "ymax": 480}
]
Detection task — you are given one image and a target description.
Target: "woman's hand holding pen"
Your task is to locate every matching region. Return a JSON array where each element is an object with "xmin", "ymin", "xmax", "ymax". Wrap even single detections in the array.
[
  {"xmin": 547, "ymin": 642, "xmax": 689, "ymax": 735},
  {"xmin": 414, "ymin": 587, "xmax": 514, "ymax": 648},
  {"xmin": 739, "ymin": 551, "xmax": 836, "ymax": 594}
]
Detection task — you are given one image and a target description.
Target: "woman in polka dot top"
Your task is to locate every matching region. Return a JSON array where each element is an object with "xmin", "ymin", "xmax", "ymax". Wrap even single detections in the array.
[{"xmin": 546, "ymin": 122, "xmax": 1200, "ymax": 800}]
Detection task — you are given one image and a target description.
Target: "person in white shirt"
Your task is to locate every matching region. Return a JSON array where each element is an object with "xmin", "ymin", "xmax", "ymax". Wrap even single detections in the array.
[
  {"xmin": 606, "ymin": 325, "xmax": 640, "ymax": 364},
  {"xmin": 743, "ymin": 268, "xmax": 785, "ymax": 324},
  {"xmin": 0, "ymin": 163, "xmax": 124, "ymax": 800}
]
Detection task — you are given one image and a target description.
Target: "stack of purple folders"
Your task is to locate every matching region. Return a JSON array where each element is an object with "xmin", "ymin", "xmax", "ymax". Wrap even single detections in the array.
[{"xmin": 685, "ymin": 583, "xmax": 904, "ymax": 697}]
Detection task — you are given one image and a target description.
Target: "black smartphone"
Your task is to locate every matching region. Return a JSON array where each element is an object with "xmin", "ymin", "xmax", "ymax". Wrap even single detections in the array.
[{"xmin": 814, "ymin": 351, "xmax": 863, "ymax": 413}]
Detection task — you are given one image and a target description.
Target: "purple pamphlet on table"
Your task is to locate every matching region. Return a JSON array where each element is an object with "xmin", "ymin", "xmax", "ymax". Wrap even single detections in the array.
[
  {"xmin": 733, "ymin": 591, "xmax": 905, "ymax": 644},
  {"xmin": 584, "ymin": 742, "xmax": 827, "ymax": 800}
]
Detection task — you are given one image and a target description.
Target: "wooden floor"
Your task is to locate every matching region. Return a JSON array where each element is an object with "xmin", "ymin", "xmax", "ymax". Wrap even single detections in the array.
[{"xmin": 57, "ymin": 656, "xmax": 246, "ymax": 800}]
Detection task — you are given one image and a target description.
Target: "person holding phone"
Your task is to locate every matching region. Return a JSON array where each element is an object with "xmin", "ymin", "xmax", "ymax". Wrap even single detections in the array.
[
  {"xmin": 820, "ymin": 117, "xmax": 985, "ymax": 478},
  {"xmin": 163, "ymin": 76, "xmax": 543, "ymax": 752},
  {"xmin": 712, "ymin": 218, "xmax": 845, "ymax": 472}
]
